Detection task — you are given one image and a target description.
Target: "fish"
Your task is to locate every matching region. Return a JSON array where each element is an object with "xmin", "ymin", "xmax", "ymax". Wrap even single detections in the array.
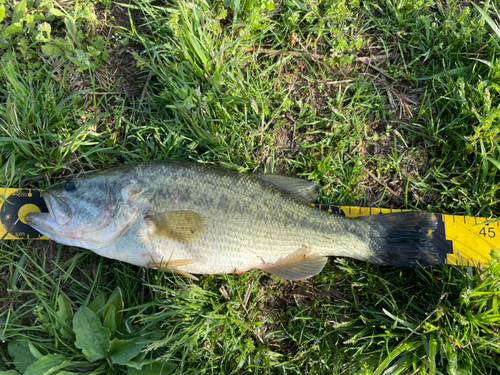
[{"xmin": 25, "ymin": 160, "xmax": 443, "ymax": 280}]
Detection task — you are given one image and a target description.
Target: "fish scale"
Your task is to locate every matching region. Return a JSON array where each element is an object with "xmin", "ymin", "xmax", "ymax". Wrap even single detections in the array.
[
  {"xmin": 132, "ymin": 165, "xmax": 344, "ymax": 273},
  {"xmin": 26, "ymin": 161, "xmax": 443, "ymax": 280}
]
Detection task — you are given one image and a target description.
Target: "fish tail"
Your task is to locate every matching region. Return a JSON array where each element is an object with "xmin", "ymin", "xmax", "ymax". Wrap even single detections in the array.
[{"xmin": 356, "ymin": 211, "xmax": 445, "ymax": 267}]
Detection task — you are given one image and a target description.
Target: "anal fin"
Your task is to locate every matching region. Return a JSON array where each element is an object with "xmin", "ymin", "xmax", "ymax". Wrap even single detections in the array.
[
  {"xmin": 148, "ymin": 259, "xmax": 199, "ymax": 280},
  {"xmin": 261, "ymin": 246, "xmax": 327, "ymax": 280}
]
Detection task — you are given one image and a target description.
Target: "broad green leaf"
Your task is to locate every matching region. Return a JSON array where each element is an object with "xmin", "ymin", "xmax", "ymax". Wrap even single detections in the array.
[
  {"xmin": 73, "ymin": 306, "xmax": 111, "ymax": 362},
  {"xmin": 119, "ymin": 331, "xmax": 166, "ymax": 369},
  {"xmin": 125, "ymin": 351, "xmax": 148, "ymax": 370},
  {"xmin": 56, "ymin": 295, "xmax": 73, "ymax": 322},
  {"xmin": 87, "ymin": 45, "xmax": 102, "ymax": 56},
  {"xmin": 24, "ymin": 354, "xmax": 66, "ymax": 375},
  {"xmin": 56, "ymin": 294, "xmax": 74, "ymax": 339},
  {"xmin": 103, "ymin": 304, "xmax": 116, "ymax": 333},
  {"xmin": 64, "ymin": 16, "xmax": 77, "ymax": 38},
  {"xmin": 52, "ymin": 36, "xmax": 75, "ymax": 54},
  {"xmin": 127, "ymin": 360, "xmax": 176, "ymax": 375},
  {"xmin": 88, "ymin": 292, "xmax": 106, "ymax": 319},
  {"xmin": 0, "ymin": 5, "xmax": 5, "ymax": 23},
  {"xmin": 12, "ymin": 0, "xmax": 26, "ymax": 24},
  {"xmin": 27, "ymin": 60, "xmax": 42, "ymax": 69},
  {"xmin": 28, "ymin": 342, "xmax": 44, "ymax": 359},
  {"xmin": 7, "ymin": 338, "xmax": 36, "ymax": 373},
  {"xmin": 108, "ymin": 337, "xmax": 149, "ymax": 365},
  {"xmin": 48, "ymin": 8, "xmax": 66, "ymax": 17},
  {"xmin": 3, "ymin": 22, "xmax": 23, "ymax": 36},
  {"xmin": 103, "ymin": 287, "xmax": 123, "ymax": 332},
  {"xmin": 0, "ymin": 371, "xmax": 21, "ymax": 375},
  {"xmin": 41, "ymin": 43, "xmax": 63, "ymax": 56},
  {"xmin": 24, "ymin": 11, "xmax": 34, "ymax": 28}
]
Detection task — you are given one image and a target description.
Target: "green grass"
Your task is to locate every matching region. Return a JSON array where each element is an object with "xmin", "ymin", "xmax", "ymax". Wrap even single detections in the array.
[{"xmin": 1, "ymin": 0, "xmax": 500, "ymax": 373}]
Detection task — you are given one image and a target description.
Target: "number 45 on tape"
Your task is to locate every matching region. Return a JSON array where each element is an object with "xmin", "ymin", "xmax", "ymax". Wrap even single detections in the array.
[
  {"xmin": 479, "ymin": 227, "xmax": 496, "ymax": 239},
  {"xmin": 1, "ymin": 188, "xmax": 498, "ymax": 267}
]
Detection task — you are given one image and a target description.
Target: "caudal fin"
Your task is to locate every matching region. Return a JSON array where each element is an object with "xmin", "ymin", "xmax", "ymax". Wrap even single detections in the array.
[{"xmin": 357, "ymin": 211, "xmax": 446, "ymax": 267}]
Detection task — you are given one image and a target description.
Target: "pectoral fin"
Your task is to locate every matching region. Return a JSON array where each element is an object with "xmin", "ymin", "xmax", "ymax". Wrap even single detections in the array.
[
  {"xmin": 145, "ymin": 211, "xmax": 206, "ymax": 242},
  {"xmin": 261, "ymin": 246, "xmax": 328, "ymax": 280},
  {"xmin": 148, "ymin": 259, "xmax": 199, "ymax": 280}
]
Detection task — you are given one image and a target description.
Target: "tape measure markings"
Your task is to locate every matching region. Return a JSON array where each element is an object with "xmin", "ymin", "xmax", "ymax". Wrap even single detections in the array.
[{"xmin": 1, "ymin": 189, "xmax": 47, "ymax": 240}]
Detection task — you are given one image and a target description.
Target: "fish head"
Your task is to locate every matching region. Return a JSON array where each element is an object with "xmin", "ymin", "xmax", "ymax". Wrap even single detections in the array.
[{"xmin": 26, "ymin": 169, "xmax": 147, "ymax": 250}]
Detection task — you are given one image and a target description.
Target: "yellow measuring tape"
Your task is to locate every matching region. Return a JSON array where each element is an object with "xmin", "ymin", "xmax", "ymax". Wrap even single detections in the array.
[
  {"xmin": 1, "ymin": 188, "xmax": 498, "ymax": 267},
  {"xmin": 311, "ymin": 204, "xmax": 498, "ymax": 267}
]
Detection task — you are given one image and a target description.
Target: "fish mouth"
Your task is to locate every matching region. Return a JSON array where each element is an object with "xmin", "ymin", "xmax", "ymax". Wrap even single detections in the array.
[
  {"xmin": 25, "ymin": 188, "xmax": 117, "ymax": 248},
  {"xmin": 25, "ymin": 191, "xmax": 72, "ymax": 235}
]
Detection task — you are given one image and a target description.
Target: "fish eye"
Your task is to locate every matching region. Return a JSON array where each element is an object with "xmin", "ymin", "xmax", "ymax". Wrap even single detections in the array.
[{"xmin": 65, "ymin": 181, "xmax": 77, "ymax": 192}]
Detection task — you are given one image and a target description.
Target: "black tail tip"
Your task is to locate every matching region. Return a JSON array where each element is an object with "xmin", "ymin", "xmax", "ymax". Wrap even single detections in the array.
[{"xmin": 359, "ymin": 211, "xmax": 446, "ymax": 268}]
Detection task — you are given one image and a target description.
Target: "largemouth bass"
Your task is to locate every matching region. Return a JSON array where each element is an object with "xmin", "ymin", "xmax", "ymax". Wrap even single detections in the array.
[{"xmin": 26, "ymin": 161, "xmax": 442, "ymax": 280}]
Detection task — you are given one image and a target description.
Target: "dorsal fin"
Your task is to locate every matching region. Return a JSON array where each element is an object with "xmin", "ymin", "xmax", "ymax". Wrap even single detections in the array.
[
  {"xmin": 144, "ymin": 211, "xmax": 206, "ymax": 242},
  {"xmin": 257, "ymin": 175, "xmax": 319, "ymax": 203}
]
